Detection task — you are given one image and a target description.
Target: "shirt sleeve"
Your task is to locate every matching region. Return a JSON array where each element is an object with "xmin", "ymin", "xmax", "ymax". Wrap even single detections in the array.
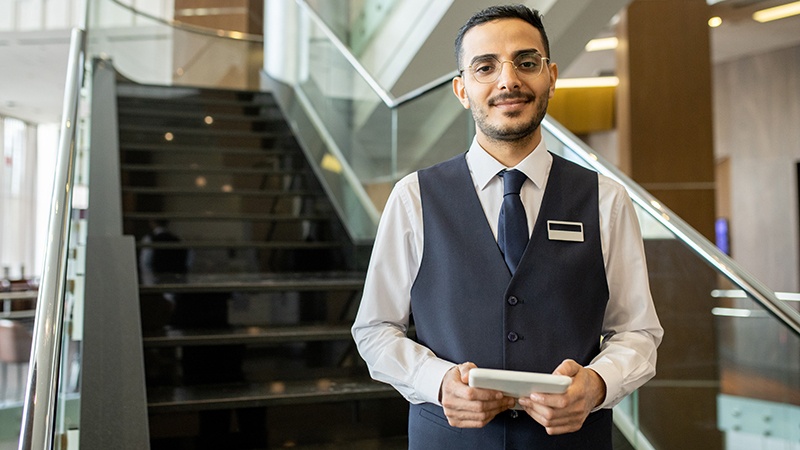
[
  {"xmin": 587, "ymin": 176, "xmax": 664, "ymax": 409},
  {"xmin": 351, "ymin": 173, "xmax": 455, "ymax": 405}
]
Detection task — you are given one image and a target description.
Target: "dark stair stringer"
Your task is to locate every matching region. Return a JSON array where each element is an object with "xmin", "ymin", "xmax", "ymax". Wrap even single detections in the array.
[{"xmin": 116, "ymin": 80, "xmax": 408, "ymax": 449}]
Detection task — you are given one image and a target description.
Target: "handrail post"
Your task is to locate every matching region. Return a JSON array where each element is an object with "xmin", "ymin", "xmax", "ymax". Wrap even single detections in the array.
[{"xmin": 18, "ymin": 27, "xmax": 86, "ymax": 450}]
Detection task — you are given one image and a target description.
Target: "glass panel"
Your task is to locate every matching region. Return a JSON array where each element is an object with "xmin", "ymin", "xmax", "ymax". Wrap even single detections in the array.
[
  {"xmin": 87, "ymin": 0, "xmax": 261, "ymax": 90},
  {"xmin": 395, "ymin": 84, "xmax": 473, "ymax": 180},
  {"xmin": 545, "ymin": 122, "xmax": 800, "ymax": 450},
  {"xmin": 293, "ymin": 11, "xmax": 388, "ymax": 240},
  {"xmin": 304, "ymin": 0, "xmax": 400, "ymax": 56},
  {"xmin": 30, "ymin": 1, "xmax": 797, "ymax": 449}
]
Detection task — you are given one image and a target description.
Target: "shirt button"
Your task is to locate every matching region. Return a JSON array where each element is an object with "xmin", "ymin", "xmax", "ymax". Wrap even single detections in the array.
[
  {"xmin": 507, "ymin": 296, "xmax": 519, "ymax": 306},
  {"xmin": 507, "ymin": 332, "xmax": 519, "ymax": 342}
]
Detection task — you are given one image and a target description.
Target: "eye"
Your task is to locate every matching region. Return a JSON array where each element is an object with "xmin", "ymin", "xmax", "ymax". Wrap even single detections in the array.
[
  {"xmin": 473, "ymin": 60, "xmax": 497, "ymax": 74},
  {"xmin": 515, "ymin": 53, "xmax": 542, "ymax": 71}
]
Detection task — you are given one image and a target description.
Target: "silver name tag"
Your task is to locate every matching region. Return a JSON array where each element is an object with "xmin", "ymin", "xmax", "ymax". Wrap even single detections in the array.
[{"xmin": 547, "ymin": 220, "xmax": 584, "ymax": 242}]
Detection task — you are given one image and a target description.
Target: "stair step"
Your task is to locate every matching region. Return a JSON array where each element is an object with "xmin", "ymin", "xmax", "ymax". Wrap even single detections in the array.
[
  {"xmin": 118, "ymin": 107, "xmax": 279, "ymax": 123},
  {"xmin": 122, "ymin": 186, "xmax": 321, "ymax": 197},
  {"xmin": 116, "ymin": 82, "xmax": 274, "ymax": 99},
  {"xmin": 120, "ymin": 143, "xmax": 299, "ymax": 155},
  {"xmin": 124, "ymin": 211, "xmax": 330, "ymax": 222},
  {"xmin": 290, "ymin": 436, "xmax": 408, "ymax": 450},
  {"xmin": 119, "ymin": 124, "xmax": 288, "ymax": 139},
  {"xmin": 139, "ymin": 272, "xmax": 364, "ymax": 294},
  {"xmin": 121, "ymin": 163, "xmax": 307, "ymax": 176},
  {"xmin": 147, "ymin": 378, "xmax": 398, "ymax": 413},
  {"xmin": 117, "ymin": 93, "xmax": 276, "ymax": 109},
  {"xmin": 137, "ymin": 241, "xmax": 344, "ymax": 250},
  {"xmin": 143, "ymin": 325, "xmax": 353, "ymax": 347}
]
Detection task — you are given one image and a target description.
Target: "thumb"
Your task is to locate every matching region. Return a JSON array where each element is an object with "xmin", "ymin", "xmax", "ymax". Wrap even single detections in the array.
[
  {"xmin": 553, "ymin": 359, "xmax": 580, "ymax": 377},
  {"xmin": 457, "ymin": 361, "xmax": 478, "ymax": 384}
]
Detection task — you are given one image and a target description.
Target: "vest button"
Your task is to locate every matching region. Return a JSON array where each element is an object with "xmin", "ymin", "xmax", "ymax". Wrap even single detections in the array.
[
  {"xmin": 507, "ymin": 332, "xmax": 519, "ymax": 342},
  {"xmin": 507, "ymin": 296, "xmax": 519, "ymax": 305}
]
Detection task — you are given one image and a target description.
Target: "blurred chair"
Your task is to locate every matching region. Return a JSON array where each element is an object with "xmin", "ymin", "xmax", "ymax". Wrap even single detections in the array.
[{"xmin": 0, "ymin": 319, "xmax": 33, "ymax": 403}]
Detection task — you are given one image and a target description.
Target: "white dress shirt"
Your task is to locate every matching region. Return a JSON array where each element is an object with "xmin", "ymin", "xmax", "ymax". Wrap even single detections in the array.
[{"xmin": 352, "ymin": 137, "xmax": 663, "ymax": 410}]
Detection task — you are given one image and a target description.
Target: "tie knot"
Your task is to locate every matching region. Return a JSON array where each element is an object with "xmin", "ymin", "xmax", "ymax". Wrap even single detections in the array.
[{"xmin": 501, "ymin": 169, "xmax": 527, "ymax": 196}]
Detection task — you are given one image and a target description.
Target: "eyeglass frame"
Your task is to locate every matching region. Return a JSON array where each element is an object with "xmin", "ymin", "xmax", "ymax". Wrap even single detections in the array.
[{"xmin": 459, "ymin": 51, "xmax": 552, "ymax": 84}]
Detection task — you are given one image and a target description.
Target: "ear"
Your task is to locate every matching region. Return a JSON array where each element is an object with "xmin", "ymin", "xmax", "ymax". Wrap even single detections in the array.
[
  {"xmin": 547, "ymin": 62, "xmax": 559, "ymax": 99},
  {"xmin": 452, "ymin": 75, "xmax": 470, "ymax": 109}
]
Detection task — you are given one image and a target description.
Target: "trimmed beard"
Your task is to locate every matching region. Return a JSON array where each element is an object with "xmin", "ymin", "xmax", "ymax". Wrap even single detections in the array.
[{"xmin": 470, "ymin": 91, "xmax": 549, "ymax": 143}]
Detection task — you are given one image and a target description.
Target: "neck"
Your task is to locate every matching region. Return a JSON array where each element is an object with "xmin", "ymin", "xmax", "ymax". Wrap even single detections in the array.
[{"xmin": 477, "ymin": 131, "xmax": 541, "ymax": 167}]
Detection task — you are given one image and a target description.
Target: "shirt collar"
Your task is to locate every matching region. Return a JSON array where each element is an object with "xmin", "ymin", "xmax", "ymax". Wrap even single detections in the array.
[{"xmin": 466, "ymin": 137, "xmax": 551, "ymax": 190}]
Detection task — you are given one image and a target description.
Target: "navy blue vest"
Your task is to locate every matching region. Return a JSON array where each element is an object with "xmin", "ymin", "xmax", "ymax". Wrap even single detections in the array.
[{"xmin": 408, "ymin": 153, "xmax": 611, "ymax": 449}]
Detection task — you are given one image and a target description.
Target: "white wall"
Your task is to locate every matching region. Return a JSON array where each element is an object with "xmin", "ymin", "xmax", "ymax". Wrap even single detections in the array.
[
  {"xmin": 0, "ymin": 0, "xmax": 84, "ymax": 31},
  {"xmin": 714, "ymin": 44, "xmax": 800, "ymax": 292}
]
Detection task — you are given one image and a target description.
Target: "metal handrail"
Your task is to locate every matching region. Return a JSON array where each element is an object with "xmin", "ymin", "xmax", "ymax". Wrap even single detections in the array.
[
  {"xmin": 295, "ymin": 0, "xmax": 457, "ymax": 108},
  {"xmin": 543, "ymin": 118, "xmax": 800, "ymax": 336},
  {"xmin": 295, "ymin": 0, "xmax": 800, "ymax": 336},
  {"xmin": 18, "ymin": 27, "xmax": 86, "ymax": 450},
  {"xmin": 104, "ymin": 0, "xmax": 799, "ymax": 336}
]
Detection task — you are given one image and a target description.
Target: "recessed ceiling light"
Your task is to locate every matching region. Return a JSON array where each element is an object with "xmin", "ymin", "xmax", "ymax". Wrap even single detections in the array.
[
  {"xmin": 556, "ymin": 77, "xmax": 619, "ymax": 89},
  {"xmin": 708, "ymin": 16, "xmax": 723, "ymax": 27},
  {"xmin": 753, "ymin": 1, "xmax": 800, "ymax": 23},
  {"xmin": 585, "ymin": 37, "xmax": 618, "ymax": 52}
]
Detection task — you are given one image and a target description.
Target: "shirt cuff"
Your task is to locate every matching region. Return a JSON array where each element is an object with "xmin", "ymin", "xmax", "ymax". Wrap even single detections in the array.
[
  {"xmin": 414, "ymin": 357, "xmax": 456, "ymax": 405},
  {"xmin": 586, "ymin": 360, "xmax": 623, "ymax": 410}
]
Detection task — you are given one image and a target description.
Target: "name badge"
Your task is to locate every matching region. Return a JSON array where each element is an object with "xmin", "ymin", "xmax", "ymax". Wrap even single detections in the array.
[{"xmin": 547, "ymin": 220, "xmax": 584, "ymax": 242}]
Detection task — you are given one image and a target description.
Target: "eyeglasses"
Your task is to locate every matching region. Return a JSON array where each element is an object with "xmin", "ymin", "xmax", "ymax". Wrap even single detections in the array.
[{"xmin": 460, "ymin": 52, "xmax": 550, "ymax": 84}]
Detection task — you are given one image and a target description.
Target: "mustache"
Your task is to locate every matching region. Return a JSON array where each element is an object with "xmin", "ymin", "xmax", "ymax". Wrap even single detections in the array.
[{"xmin": 488, "ymin": 92, "xmax": 535, "ymax": 106}]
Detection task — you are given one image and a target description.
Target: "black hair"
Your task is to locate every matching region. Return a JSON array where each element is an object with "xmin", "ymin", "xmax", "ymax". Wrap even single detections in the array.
[{"xmin": 454, "ymin": 4, "xmax": 550, "ymax": 71}]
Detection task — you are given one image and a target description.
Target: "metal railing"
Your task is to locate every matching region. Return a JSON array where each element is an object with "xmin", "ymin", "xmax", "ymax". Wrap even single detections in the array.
[
  {"xmin": 294, "ymin": 0, "xmax": 800, "ymax": 336},
  {"xmin": 542, "ymin": 118, "xmax": 800, "ymax": 336},
  {"xmin": 18, "ymin": 27, "xmax": 86, "ymax": 450}
]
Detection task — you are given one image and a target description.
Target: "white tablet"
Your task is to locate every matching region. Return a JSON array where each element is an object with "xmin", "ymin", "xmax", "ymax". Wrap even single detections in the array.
[{"xmin": 468, "ymin": 368, "xmax": 571, "ymax": 398}]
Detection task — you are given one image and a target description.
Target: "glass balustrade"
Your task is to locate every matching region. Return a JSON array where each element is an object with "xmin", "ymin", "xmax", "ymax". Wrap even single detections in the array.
[
  {"xmin": 16, "ymin": 0, "xmax": 799, "ymax": 448},
  {"xmin": 545, "ymin": 123, "xmax": 800, "ymax": 449},
  {"xmin": 87, "ymin": 0, "xmax": 262, "ymax": 90},
  {"xmin": 291, "ymin": 3, "xmax": 800, "ymax": 448}
]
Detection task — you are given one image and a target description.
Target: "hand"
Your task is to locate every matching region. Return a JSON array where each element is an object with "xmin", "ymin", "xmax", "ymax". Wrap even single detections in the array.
[
  {"xmin": 517, "ymin": 359, "xmax": 606, "ymax": 435},
  {"xmin": 439, "ymin": 362, "xmax": 517, "ymax": 428}
]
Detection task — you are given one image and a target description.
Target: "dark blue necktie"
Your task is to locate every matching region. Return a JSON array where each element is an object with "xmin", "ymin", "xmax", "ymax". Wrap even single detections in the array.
[{"xmin": 497, "ymin": 169, "xmax": 529, "ymax": 274}]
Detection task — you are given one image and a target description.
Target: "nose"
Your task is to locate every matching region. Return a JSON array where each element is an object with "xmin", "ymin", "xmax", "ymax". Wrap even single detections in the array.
[{"xmin": 496, "ymin": 60, "xmax": 521, "ymax": 89}]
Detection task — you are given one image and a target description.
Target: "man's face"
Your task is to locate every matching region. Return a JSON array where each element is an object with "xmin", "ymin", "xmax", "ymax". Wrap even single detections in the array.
[{"xmin": 453, "ymin": 18, "xmax": 557, "ymax": 144}]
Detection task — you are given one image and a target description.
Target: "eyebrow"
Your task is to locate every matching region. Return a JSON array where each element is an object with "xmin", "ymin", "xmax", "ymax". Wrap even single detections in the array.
[{"xmin": 469, "ymin": 49, "xmax": 542, "ymax": 65}]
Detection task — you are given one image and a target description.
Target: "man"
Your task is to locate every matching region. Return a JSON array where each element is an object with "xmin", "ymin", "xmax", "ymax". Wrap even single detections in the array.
[{"xmin": 352, "ymin": 5, "xmax": 663, "ymax": 449}]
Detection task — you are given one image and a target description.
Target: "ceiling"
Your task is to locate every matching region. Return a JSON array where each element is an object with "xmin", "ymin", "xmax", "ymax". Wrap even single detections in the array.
[
  {"xmin": 562, "ymin": 0, "xmax": 800, "ymax": 78},
  {"xmin": 1, "ymin": 0, "xmax": 799, "ymax": 124}
]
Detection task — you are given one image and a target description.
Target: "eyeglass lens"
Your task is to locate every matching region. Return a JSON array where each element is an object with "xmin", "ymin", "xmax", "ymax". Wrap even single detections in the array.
[{"xmin": 469, "ymin": 52, "xmax": 546, "ymax": 83}]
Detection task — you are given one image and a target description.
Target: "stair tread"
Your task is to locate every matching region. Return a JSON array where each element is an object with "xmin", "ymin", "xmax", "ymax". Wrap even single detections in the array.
[
  {"xmin": 117, "ymin": 94, "xmax": 275, "ymax": 108},
  {"xmin": 118, "ymin": 108, "xmax": 279, "ymax": 122},
  {"xmin": 119, "ymin": 124, "xmax": 288, "ymax": 137},
  {"xmin": 137, "ymin": 240, "xmax": 344, "ymax": 249},
  {"xmin": 143, "ymin": 324, "xmax": 353, "ymax": 347},
  {"xmin": 290, "ymin": 436, "xmax": 408, "ymax": 450},
  {"xmin": 139, "ymin": 271, "xmax": 365, "ymax": 293},
  {"xmin": 120, "ymin": 143, "xmax": 299, "ymax": 154},
  {"xmin": 147, "ymin": 377, "xmax": 397, "ymax": 412},
  {"xmin": 122, "ymin": 186, "xmax": 320, "ymax": 197},
  {"xmin": 124, "ymin": 211, "xmax": 330, "ymax": 221},
  {"xmin": 121, "ymin": 163, "xmax": 307, "ymax": 175}
]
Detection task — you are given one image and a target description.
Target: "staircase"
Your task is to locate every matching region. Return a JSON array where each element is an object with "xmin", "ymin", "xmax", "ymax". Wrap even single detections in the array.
[{"xmin": 115, "ymin": 80, "xmax": 408, "ymax": 449}]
